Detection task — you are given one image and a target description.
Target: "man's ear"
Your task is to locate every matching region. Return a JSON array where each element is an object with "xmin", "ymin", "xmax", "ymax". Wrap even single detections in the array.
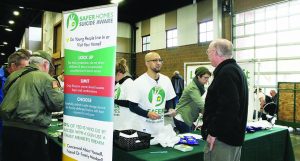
[
  {"xmin": 10, "ymin": 63, "xmax": 17, "ymax": 70},
  {"xmin": 7, "ymin": 65, "xmax": 13, "ymax": 73},
  {"xmin": 43, "ymin": 60, "xmax": 50, "ymax": 72},
  {"xmin": 43, "ymin": 61, "xmax": 47, "ymax": 68},
  {"xmin": 145, "ymin": 61, "xmax": 150, "ymax": 68}
]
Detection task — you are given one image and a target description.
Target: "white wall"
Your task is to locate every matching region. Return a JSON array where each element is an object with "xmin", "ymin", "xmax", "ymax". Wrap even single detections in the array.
[
  {"xmin": 178, "ymin": 4, "xmax": 198, "ymax": 46},
  {"xmin": 117, "ymin": 22, "xmax": 131, "ymax": 38},
  {"xmin": 135, "ymin": 22, "xmax": 142, "ymax": 53},
  {"xmin": 135, "ymin": 3, "xmax": 199, "ymax": 52},
  {"xmin": 150, "ymin": 14, "xmax": 166, "ymax": 50}
]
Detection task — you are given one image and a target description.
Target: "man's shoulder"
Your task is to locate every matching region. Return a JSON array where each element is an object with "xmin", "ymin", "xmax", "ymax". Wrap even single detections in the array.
[
  {"xmin": 159, "ymin": 73, "xmax": 171, "ymax": 80},
  {"xmin": 185, "ymin": 81, "xmax": 197, "ymax": 91},
  {"xmin": 218, "ymin": 62, "xmax": 243, "ymax": 78},
  {"xmin": 5, "ymin": 68, "xmax": 25, "ymax": 84},
  {"xmin": 24, "ymin": 70, "xmax": 55, "ymax": 84},
  {"xmin": 122, "ymin": 77, "xmax": 134, "ymax": 86},
  {"xmin": 134, "ymin": 73, "xmax": 146, "ymax": 81}
]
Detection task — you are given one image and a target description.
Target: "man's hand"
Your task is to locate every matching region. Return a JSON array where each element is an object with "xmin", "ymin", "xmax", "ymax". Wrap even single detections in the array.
[
  {"xmin": 206, "ymin": 134, "xmax": 216, "ymax": 151},
  {"xmin": 147, "ymin": 111, "xmax": 161, "ymax": 120},
  {"xmin": 168, "ymin": 109, "xmax": 177, "ymax": 117}
]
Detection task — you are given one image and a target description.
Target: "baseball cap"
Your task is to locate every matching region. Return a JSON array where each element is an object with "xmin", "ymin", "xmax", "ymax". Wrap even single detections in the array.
[{"xmin": 31, "ymin": 50, "xmax": 54, "ymax": 68}]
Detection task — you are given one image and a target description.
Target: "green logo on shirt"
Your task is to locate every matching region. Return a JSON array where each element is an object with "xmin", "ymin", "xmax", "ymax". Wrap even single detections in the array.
[
  {"xmin": 148, "ymin": 86, "xmax": 165, "ymax": 107},
  {"xmin": 114, "ymin": 87, "xmax": 121, "ymax": 115},
  {"xmin": 115, "ymin": 87, "xmax": 121, "ymax": 99}
]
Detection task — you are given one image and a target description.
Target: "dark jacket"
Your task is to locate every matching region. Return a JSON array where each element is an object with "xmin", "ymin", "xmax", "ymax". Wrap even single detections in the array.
[
  {"xmin": 201, "ymin": 59, "xmax": 248, "ymax": 146},
  {"xmin": 171, "ymin": 74, "xmax": 184, "ymax": 94}
]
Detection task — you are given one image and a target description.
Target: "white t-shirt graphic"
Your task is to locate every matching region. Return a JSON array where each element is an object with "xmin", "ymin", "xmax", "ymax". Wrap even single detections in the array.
[
  {"xmin": 128, "ymin": 73, "xmax": 176, "ymax": 136},
  {"xmin": 114, "ymin": 78, "xmax": 137, "ymax": 130}
]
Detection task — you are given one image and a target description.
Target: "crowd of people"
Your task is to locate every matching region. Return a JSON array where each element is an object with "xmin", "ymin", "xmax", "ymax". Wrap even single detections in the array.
[
  {"xmin": 0, "ymin": 49, "xmax": 64, "ymax": 161},
  {"xmin": 254, "ymin": 88, "xmax": 278, "ymax": 120},
  {"xmin": 113, "ymin": 39, "xmax": 250, "ymax": 161},
  {"xmin": 0, "ymin": 38, "xmax": 280, "ymax": 161}
]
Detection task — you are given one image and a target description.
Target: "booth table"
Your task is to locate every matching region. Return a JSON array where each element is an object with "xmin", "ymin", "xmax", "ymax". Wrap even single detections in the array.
[{"xmin": 48, "ymin": 123, "xmax": 294, "ymax": 161}]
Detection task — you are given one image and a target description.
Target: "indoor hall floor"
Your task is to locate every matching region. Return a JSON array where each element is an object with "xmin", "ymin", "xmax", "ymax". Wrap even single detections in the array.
[{"xmin": 290, "ymin": 130, "xmax": 300, "ymax": 161}]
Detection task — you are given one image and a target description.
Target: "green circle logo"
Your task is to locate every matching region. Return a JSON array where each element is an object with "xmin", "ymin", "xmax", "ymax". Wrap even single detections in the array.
[
  {"xmin": 114, "ymin": 87, "xmax": 121, "ymax": 114},
  {"xmin": 148, "ymin": 86, "xmax": 165, "ymax": 107},
  {"xmin": 115, "ymin": 87, "xmax": 121, "ymax": 99},
  {"xmin": 67, "ymin": 13, "xmax": 79, "ymax": 31}
]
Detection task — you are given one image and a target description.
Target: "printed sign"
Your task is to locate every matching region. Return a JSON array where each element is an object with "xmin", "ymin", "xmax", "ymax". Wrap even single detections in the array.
[{"xmin": 63, "ymin": 4, "xmax": 117, "ymax": 161}]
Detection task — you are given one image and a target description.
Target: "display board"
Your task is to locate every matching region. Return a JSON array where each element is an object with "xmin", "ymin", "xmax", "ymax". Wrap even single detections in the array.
[
  {"xmin": 277, "ymin": 82, "xmax": 300, "ymax": 128},
  {"xmin": 63, "ymin": 4, "xmax": 117, "ymax": 161}
]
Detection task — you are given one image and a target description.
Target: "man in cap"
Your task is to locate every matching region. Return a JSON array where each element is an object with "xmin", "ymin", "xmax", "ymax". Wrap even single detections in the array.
[
  {"xmin": 127, "ymin": 51, "xmax": 176, "ymax": 136},
  {"xmin": 170, "ymin": 66, "xmax": 211, "ymax": 133},
  {"xmin": 1, "ymin": 50, "xmax": 64, "ymax": 161}
]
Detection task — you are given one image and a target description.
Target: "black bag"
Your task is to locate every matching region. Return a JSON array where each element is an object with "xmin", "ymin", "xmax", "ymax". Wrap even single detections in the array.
[{"xmin": 113, "ymin": 129, "xmax": 151, "ymax": 151}]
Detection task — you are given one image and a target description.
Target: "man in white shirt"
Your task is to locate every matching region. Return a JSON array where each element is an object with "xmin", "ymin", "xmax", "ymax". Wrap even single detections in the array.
[{"xmin": 128, "ymin": 52, "xmax": 176, "ymax": 136}]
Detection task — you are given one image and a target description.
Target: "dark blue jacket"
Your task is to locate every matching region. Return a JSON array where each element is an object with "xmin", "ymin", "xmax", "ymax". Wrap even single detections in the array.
[
  {"xmin": 0, "ymin": 67, "xmax": 6, "ymax": 102},
  {"xmin": 0, "ymin": 66, "xmax": 7, "ymax": 133}
]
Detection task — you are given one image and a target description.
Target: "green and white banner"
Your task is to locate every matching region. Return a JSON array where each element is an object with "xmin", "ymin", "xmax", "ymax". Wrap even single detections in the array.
[{"xmin": 63, "ymin": 4, "xmax": 117, "ymax": 161}]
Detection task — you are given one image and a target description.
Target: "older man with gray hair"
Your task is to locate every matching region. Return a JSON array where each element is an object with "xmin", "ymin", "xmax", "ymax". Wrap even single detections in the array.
[
  {"xmin": 1, "ymin": 50, "xmax": 63, "ymax": 161},
  {"xmin": 201, "ymin": 39, "xmax": 249, "ymax": 161}
]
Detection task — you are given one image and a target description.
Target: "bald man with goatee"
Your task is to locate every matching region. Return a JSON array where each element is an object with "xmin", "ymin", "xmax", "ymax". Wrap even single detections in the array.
[{"xmin": 127, "ymin": 52, "xmax": 176, "ymax": 137}]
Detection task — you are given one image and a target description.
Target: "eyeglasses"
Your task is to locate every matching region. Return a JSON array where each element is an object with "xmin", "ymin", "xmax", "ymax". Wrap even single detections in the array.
[
  {"xmin": 147, "ymin": 59, "xmax": 163, "ymax": 63},
  {"xmin": 203, "ymin": 76, "xmax": 210, "ymax": 80}
]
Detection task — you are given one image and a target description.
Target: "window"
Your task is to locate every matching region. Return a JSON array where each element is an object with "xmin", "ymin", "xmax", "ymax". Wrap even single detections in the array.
[
  {"xmin": 142, "ymin": 35, "xmax": 150, "ymax": 52},
  {"xmin": 233, "ymin": 0, "xmax": 300, "ymax": 89},
  {"xmin": 166, "ymin": 29, "xmax": 177, "ymax": 48},
  {"xmin": 199, "ymin": 21, "xmax": 213, "ymax": 43}
]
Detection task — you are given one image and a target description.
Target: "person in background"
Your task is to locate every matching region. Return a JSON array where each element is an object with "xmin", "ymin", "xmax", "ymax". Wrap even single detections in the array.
[
  {"xmin": 0, "ymin": 65, "xmax": 6, "ymax": 161},
  {"xmin": 171, "ymin": 71, "xmax": 184, "ymax": 106},
  {"xmin": 53, "ymin": 70, "xmax": 64, "ymax": 90},
  {"xmin": 0, "ymin": 50, "xmax": 30, "ymax": 161},
  {"xmin": 16, "ymin": 48, "xmax": 31, "ymax": 56},
  {"xmin": 270, "ymin": 89, "xmax": 278, "ymax": 106},
  {"xmin": 127, "ymin": 51, "xmax": 176, "ymax": 136},
  {"xmin": 113, "ymin": 58, "xmax": 136, "ymax": 130},
  {"xmin": 5, "ymin": 50, "xmax": 30, "ymax": 76},
  {"xmin": 254, "ymin": 88, "xmax": 267, "ymax": 110},
  {"xmin": 170, "ymin": 66, "xmax": 211, "ymax": 133},
  {"xmin": 254, "ymin": 88, "xmax": 272, "ymax": 119},
  {"xmin": 0, "ymin": 65, "xmax": 7, "ymax": 103},
  {"xmin": 1, "ymin": 50, "xmax": 31, "ymax": 96},
  {"xmin": 201, "ymin": 39, "xmax": 248, "ymax": 161},
  {"xmin": 260, "ymin": 89, "xmax": 278, "ymax": 118},
  {"xmin": 1, "ymin": 50, "xmax": 64, "ymax": 161}
]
